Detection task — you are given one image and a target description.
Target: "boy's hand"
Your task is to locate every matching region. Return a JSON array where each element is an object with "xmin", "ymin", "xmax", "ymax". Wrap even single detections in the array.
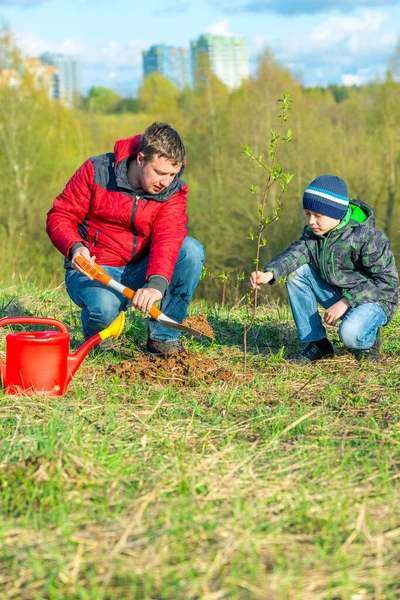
[
  {"xmin": 249, "ymin": 270, "xmax": 273, "ymax": 289},
  {"xmin": 324, "ymin": 298, "xmax": 351, "ymax": 326}
]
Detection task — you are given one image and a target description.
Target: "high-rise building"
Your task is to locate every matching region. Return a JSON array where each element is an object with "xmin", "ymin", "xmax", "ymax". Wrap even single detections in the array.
[
  {"xmin": 142, "ymin": 44, "xmax": 191, "ymax": 89},
  {"xmin": 40, "ymin": 52, "xmax": 82, "ymax": 106},
  {"xmin": 0, "ymin": 59, "xmax": 57, "ymax": 97},
  {"xmin": 25, "ymin": 59, "xmax": 57, "ymax": 98},
  {"xmin": 190, "ymin": 34, "xmax": 249, "ymax": 89}
]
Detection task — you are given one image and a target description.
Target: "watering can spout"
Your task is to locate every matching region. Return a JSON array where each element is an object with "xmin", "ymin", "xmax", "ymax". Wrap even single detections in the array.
[{"xmin": 67, "ymin": 311, "xmax": 126, "ymax": 380}]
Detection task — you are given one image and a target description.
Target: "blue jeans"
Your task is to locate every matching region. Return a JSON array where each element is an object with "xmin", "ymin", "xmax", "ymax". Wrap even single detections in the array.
[
  {"xmin": 286, "ymin": 264, "xmax": 387, "ymax": 349},
  {"xmin": 66, "ymin": 236, "xmax": 204, "ymax": 342}
]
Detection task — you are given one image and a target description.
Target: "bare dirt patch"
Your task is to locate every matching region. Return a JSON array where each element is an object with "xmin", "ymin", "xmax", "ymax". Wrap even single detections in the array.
[
  {"xmin": 107, "ymin": 350, "xmax": 237, "ymax": 386},
  {"xmin": 182, "ymin": 314, "xmax": 215, "ymax": 339}
]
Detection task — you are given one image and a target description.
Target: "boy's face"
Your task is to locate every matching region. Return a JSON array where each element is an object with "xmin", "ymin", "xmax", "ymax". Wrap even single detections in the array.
[{"xmin": 305, "ymin": 210, "xmax": 340, "ymax": 236}]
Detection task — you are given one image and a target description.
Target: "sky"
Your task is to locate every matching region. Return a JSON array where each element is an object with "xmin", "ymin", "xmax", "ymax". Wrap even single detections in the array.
[{"xmin": 2, "ymin": 0, "xmax": 400, "ymax": 97}]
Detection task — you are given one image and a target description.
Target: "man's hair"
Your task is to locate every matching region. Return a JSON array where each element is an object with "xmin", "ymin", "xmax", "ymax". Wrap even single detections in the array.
[{"xmin": 138, "ymin": 122, "xmax": 186, "ymax": 166}]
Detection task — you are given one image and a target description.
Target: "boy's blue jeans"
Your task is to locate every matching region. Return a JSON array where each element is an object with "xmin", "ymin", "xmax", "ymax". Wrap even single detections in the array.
[
  {"xmin": 286, "ymin": 264, "xmax": 387, "ymax": 349},
  {"xmin": 65, "ymin": 236, "xmax": 204, "ymax": 342}
]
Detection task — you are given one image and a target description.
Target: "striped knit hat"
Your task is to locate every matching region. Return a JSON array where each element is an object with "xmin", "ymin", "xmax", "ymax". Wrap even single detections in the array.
[{"xmin": 303, "ymin": 175, "xmax": 349, "ymax": 220}]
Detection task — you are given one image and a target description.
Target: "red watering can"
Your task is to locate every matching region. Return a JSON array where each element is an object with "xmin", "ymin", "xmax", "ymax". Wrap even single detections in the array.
[{"xmin": 0, "ymin": 312, "xmax": 125, "ymax": 396}]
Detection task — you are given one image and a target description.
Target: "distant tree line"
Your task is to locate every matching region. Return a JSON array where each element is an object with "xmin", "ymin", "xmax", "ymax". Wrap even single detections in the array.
[{"xmin": 82, "ymin": 87, "xmax": 142, "ymax": 114}]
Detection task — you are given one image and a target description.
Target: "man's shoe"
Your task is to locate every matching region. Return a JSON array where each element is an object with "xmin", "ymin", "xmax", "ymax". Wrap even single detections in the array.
[
  {"xmin": 145, "ymin": 338, "xmax": 185, "ymax": 356},
  {"xmin": 349, "ymin": 329, "xmax": 381, "ymax": 362},
  {"xmin": 85, "ymin": 336, "xmax": 132, "ymax": 359},
  {"xmin": 290, "ymin": 338, "xmax": 334, "ymax": 365},
  {"xmin": 90, "ymin": 337, "xmax": 115, "ymax": 356}
]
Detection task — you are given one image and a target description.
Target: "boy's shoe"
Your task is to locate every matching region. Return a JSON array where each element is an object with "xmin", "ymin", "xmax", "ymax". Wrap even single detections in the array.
[
  {"xmin": 349, "ymin": 329, "xmax": 381, "ymax": 362},
  {"xmin": 290, "ymin": 338, "xmax": 335, "ymax": 365},
  {"xmin": 145, "ymin": 338, "xmax": 185, "ymax": 356}
]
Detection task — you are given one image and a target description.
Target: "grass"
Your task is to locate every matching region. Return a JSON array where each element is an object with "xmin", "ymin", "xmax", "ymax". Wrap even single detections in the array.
[{"xmin": 1, "ymin": 283, "xmax": 400, "ymax": 599}]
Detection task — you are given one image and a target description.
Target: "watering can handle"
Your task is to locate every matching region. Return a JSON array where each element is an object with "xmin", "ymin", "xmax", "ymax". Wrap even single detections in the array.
[{"xmin": 0, "ymin": 316, "xmax": 69, "ymax": 333}]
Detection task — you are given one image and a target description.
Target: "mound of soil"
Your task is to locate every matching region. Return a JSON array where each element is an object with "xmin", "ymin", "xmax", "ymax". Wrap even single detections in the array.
[
  {"xmin": 107, "ymin": 350, "xmax": 236, "ymax": 387},
  {"xmin": 182, "ymin": 314, "xmax": 215, "ymax": 339}
]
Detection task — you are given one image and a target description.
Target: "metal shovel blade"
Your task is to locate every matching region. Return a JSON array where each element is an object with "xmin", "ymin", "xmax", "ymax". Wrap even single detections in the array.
[{"xmin": 157, "ymin": 313, "xmax": 210, "ymax": 338}]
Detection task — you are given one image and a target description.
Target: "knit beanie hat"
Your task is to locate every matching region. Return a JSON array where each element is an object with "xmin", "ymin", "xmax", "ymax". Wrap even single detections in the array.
[{"xmin": 303, "ymin": 175, "xmax": 349, "ymax": 220}]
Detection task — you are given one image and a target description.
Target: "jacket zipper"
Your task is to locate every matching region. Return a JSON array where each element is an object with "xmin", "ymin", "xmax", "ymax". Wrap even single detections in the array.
[
  {"xmin": 321, "ymin": 233, "xmax": 332, "ymax": 281},
  {"xmin": 130, "ymin": 196, "xmax": 139, "ymax": 262},
  {"xmin": 331, "ymin": 252, "xmax": 336, "ymax": 277},
  {"xmin": 89, "ymin": 230, "xmax": 100, "ymax": 253}
]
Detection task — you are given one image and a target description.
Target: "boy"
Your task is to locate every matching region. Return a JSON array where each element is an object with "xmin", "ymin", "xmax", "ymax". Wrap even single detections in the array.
[{"xmin": 249, "ymin": 175, "xmax": 398, "ymax": 363}]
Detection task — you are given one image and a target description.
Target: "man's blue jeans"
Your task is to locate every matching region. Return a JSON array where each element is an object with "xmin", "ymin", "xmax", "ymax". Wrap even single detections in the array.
[
  {"xmin": 286, "ymin": 264, "xmax": 387, "ymax": 349},
  {"xmin": 65, "ymin": 236, "xmax": 204, "ymax": 342}
]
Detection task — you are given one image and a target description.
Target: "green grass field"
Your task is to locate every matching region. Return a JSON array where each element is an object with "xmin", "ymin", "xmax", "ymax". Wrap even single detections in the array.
[{"xmin": 1, "ymin": 284, "xmax": 400, "ymax": 599}]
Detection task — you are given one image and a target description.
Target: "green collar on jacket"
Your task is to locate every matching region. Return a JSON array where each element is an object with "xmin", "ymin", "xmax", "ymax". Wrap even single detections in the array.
[{"xmin": 324, "ymin": 203, "xmax": 368, "ymax": 237}]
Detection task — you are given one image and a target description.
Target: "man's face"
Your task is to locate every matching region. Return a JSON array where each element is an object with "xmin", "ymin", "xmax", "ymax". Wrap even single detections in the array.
[
  {"xmin": 138, "ymin": 153, "xmax": 182, "ymax": 194},
  {"xmin": 305, "ymin": 210, "xmax": 340, "ymax": 236}
]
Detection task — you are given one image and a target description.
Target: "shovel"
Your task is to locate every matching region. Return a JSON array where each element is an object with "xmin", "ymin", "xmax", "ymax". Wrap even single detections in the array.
[{"xmin": 75, "ymin": 256, "xmax": 211, "ymax": 338}]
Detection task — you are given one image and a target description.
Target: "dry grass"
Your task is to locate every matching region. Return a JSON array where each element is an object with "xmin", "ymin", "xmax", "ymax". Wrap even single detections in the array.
[{"xmin": 0, "ymin": 284, "xmax": 400, "ymax": 599}]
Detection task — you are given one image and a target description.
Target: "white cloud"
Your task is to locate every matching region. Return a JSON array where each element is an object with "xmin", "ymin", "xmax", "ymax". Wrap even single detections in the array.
[
  {"xmin": 342, "ymin": 71, "xmax": 370, "ymax": 85},
  {"xmin": 279, "ymin": 10, "xmax": 390, "ymax": 57},
  {"xmin": 247, "ymin": 8, "xmax": 398, "ymax": 85},
  {"xmin": 250, "ymin": 10, "xmax": 392, "ymax": 62},
  {"xmin": 342, "ymin": 74, "xmax": 362, "ymax": 85},
  {"xmin": 16, "ymin": 32, "xmax": 150, "ymax": 68},
  {"xmin": 204, "ymin": 19, "xmax": 237, "ymax": 37},
  {"xmin": 274, "ymin": 10, "xmax": 396, "ymax": 78},
  {"xmin": 250, "ymin": 33, "xmax": 273, "ymax": 54},
  {"xmin": 17, "ymin": 32, "xmax": 82, "ymax": 57},
  {"xmin": 341, "ymin": 67, "xmax": 375, "ymax": 86},
  {"xmin": 310, "ymin": 10, "xmax": 385, "ymax": 44},
  {"xmin": 210, "ymin": 0, "xmax": 400, "ymax": 16}
]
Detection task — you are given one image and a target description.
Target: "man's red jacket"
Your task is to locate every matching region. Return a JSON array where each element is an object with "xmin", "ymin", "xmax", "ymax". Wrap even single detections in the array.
[{"xmin": 46, "ymin": 134, "xmax": 188, "ymax": 291}]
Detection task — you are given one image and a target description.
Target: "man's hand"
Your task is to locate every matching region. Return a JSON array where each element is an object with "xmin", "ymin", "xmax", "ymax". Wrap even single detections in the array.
[
  {"xmin": 249, "ymin": 270, "xmax": 273, "ymax": 289},
  {"xmin": 132, "ymin": 288, "xmax": 163, "ymax": 313},
  {"xmin": 71, "ymin": 246, "xmax": 96, "ymax": 277},
  {"xmin": 324, "ymin": 298, "xmax": 351, "ymax": 326}
]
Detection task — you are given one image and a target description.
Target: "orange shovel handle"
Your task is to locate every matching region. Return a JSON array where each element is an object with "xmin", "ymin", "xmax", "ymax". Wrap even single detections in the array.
[
  {"xmin": 75, "ymin": 255, "xmax": 163, "ymax": 322},
  {"xmin": 148, "ymin": 305, "xmax": 162, "ymax": 320},
  {"xmin": 118, "ymin": 285, "xmax": 162, "ymax": 321}
]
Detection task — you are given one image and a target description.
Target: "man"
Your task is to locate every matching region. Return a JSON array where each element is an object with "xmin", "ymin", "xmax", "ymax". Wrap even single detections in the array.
[{"xmin": 47, "ymin": 122, "xmax": 204, "ymax": 355}]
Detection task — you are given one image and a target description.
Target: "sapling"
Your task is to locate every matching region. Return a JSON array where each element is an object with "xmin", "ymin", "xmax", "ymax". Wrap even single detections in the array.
[
  {"xmin": 242, "ymin": 93, "xmax": 294, "ymax": 375},
  {"xmin": 234, "ymin": 271, "xmax": 246, "ymax": 306},
  {"xmin": 217, "ymin": 271, "xmax": 232, "ymax": 307},
  {"xmin": 200, "ymin": 266, "xmax": 231, "ymax": 306}
]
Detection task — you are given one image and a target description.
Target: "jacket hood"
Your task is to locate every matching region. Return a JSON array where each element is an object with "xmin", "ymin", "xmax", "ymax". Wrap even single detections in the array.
[
  {"xmin": 113, "ymin": 134, "xmax": 185, "ymax": 202},
  {"xmin": 345, "ymin": 198, "xmax": 375, "ymax": 227}
]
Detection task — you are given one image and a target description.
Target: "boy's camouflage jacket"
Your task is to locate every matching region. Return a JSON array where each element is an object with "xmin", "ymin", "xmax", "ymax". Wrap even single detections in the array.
[{"xmin": 264, "ymin": 199, "xmax": 399, "ymax": 322}]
